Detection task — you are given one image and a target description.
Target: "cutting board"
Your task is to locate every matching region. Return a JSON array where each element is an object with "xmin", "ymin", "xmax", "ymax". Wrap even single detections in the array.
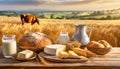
[{"xmin": 38, "ymin": 52, "xmax": 88, "ymax": 63}]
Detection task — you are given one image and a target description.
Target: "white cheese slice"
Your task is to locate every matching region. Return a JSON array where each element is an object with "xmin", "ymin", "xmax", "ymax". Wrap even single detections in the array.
[
  {"xmin": 44, "ymin": 44, "xmax": 66, "ymax": 55},
  {"xmin": 17, "ymin": 50, "xmax": 33, "ymax": 59}
]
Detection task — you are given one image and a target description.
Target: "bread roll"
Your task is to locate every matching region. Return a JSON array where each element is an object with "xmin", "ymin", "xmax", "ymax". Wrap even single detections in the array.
[
  {"xmin": 18, "ymin": 32, "xmax": 53, "ymax": 52},
  {"xmin": 87, "ymin": 41, "xmax": 105, "ymax": 48},
  {"xmin": 87, "ymin": 40, "xmax": 112, "ymax": 55},
  {"xmin": 98, "ymin": 40, "xmax": 111, "ymax": 48}
]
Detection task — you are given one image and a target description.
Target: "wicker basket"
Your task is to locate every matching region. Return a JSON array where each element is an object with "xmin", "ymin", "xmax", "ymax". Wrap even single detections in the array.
[{"xmin": 87, "ymin": 46, "xmax": 112, "ymax": 55}]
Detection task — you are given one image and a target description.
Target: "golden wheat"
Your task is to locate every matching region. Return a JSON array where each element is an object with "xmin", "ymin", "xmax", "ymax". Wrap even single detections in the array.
[{"xmin": 0, "ymin": 16, "xmax": 120, "ymax": 47}]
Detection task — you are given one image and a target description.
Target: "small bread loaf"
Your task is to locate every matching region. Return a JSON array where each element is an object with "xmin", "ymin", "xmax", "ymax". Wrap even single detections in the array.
[
  {"xmin": 18, "ymin": 32, "xmax": 53, "ymax": 52},
  {"xmin": 87, "ymin": 40, "xmax": 111, "ymax": 55},
  {"xmin": 98, "ymin": 40, "xmax": 111, "ymax": 48},
  {"xmin": 87, "ymin": 41, "xmax": 105, "ymax": 48}
]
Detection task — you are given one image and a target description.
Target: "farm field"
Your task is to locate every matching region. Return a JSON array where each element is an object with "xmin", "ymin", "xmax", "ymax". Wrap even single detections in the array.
[{"xmin": 0, "ymin": 16, "xmax": 120, "ymax": 47}]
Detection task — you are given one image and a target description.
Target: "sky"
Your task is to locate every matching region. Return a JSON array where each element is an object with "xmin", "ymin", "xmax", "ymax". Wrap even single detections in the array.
[{"xmin": 0, "ymin": 0, "xmax": 120, "ymax": 11}]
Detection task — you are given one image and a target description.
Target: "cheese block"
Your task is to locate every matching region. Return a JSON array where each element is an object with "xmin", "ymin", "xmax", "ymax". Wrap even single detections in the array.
[
  {"xmin": 68, "ymin": 51, "xmax": 80, "ymax": 58},
  {"xmin": 57, "ymin": 51, "xmax": 69, "ymax": 58},
  {"xmin": 17, "ymin": 50, "xmax": 34, "ymax": 59},
  {"xmin": 72, "ymin": 48, "xmax": 87, "ymax": 57},
  {"xmin": 44, "ymin": 44, "xmax": 66, "ymax": 55}
]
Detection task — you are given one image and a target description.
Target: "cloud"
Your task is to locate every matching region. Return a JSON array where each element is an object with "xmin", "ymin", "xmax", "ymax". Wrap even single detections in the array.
[
  {"xmin": 0, "ymin": 0, "xmax": 45, "ymax": 6},
  {"xmin": 0, "ymin": 0, "xmax": 120, "ymax": 10},
  {"xmin": 39, "ymin": 0, "xmax": 99, "ymax": 5},
  {"xmin": 0, "ymin": 0, "xmax": 99, "ymax": 6}
]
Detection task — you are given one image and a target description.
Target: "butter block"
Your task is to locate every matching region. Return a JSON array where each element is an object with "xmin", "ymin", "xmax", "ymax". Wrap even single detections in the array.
[{"xmin": 17, "ymin": 50, "xmax": 33, "ymax": 59}]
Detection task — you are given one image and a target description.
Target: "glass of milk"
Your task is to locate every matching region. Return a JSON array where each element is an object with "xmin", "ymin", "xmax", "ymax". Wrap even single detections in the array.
[{"xmin": 2, "ymin": 35, "xmax": 17, "ymax": 58}]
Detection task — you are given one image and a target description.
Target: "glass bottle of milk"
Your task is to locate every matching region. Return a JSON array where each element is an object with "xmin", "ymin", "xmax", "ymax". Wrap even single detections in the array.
[
  {"xmin": 57, "ymin": 31, "xmax": 70, "ymax": 45},
  {"xmin": 2, "ymin": 35, "xmax": 17, "ymax": 58}
]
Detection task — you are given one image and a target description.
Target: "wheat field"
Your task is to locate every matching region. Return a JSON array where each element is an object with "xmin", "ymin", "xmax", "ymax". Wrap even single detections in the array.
[{"xmin": 0, "ymin": 16, "xmax": 120, "ymax": 47}]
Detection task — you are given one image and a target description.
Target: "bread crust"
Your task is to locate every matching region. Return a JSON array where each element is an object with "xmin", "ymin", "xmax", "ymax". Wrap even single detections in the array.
[
  {"xmin": 98, "ymin": 40, "xmax": 111, "ymax": 48},
  {"xmin": 18, "ymin": 32, "xmax": 53, "ymax": 52},
  {"xmin": 86, "ymin": 40, "xmax": 111, "ymax": 55},
  {"xmin": 87, "ymin": 40, "xmax": 111, "ymax": 48}
]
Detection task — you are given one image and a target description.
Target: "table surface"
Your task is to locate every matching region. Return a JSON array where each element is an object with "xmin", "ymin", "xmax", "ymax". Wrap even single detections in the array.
[{"xmin": 0, "ymin": 47, "xmax": 120, "ymax": 69}]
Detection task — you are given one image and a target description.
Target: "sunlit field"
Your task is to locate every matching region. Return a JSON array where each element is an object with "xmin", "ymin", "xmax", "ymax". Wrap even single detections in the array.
[{"xmin": 0, "ymin": 16, "xmax": 120, "ymax": 47}]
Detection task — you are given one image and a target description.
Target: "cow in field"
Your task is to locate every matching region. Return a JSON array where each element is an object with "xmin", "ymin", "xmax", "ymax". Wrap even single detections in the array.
[{"xmin": 20, "ymin": 14, "xmax": 39, "ymax": 25}]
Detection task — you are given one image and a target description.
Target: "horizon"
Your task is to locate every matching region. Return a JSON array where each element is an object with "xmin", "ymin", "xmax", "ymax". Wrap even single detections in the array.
[{"xmin": 0, "ymin": 0, "xmax": 120, "ymax": 11}]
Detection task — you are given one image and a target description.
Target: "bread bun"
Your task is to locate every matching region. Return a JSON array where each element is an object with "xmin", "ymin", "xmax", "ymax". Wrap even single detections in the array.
[
  {"xmin": 18, "ymin": 32, "xmax": 53, "ymax": 52},
  {"xmin": 87, "ymin": 40, "xmax": 112, "ymax": 55},
  {"xmin": 87, "ymin": 41, "xmax": 104, "ymax": 48},
  {"xmin": 98, "ymin": 40, "xmax": 111, "ymax": 48}
]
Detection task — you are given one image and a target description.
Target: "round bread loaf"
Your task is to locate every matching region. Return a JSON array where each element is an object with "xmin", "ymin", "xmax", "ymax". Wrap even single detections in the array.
[
  {"xmin": 18, "ymin": 32, "xmax": 53, "ymax": 52},
  {"xmin": 87, "ymin": 40, "xmax": 112, "ymax": 55}
]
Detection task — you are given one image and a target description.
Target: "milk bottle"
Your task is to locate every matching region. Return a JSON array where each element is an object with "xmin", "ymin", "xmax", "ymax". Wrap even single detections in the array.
[
  {"xmin": 2, "ymin": 35, "xmax": 17, "ymax": 58},
  {"xmin": 57, "ymin": 32, "xmax": 70, "ymax": 44}
]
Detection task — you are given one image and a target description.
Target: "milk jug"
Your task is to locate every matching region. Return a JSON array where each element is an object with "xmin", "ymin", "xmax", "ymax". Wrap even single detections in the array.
[{"xmin": 72, "ymin": 24, "xmax": 92, "ymax": 46}]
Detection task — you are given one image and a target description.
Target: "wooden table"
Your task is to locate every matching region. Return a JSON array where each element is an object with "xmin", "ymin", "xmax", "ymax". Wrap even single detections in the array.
[{"xmin": 0, "ymin": 47, "xmax": 120, "ymax": 69}]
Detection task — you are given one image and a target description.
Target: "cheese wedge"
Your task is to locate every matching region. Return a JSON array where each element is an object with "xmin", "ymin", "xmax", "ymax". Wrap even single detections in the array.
[
  {"xmin": 72, "ymin": 48, "xmax": 87, "ymax": 57},
  {"xmin": 44, "ymin": 44, "xmax": 66, "ymax": 55},
  {"xmin": 17, "ymin": 50, "xmax": 33, "ymax": 59},
  {"xmin": 68, "ymin": 51, "xmax": 80, "ymax": 58},
  {"xmin": 57, "ymin": 51, "xmax": 69, "ymax": 59}
]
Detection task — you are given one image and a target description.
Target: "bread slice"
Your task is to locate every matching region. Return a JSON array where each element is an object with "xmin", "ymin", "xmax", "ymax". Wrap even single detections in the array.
[
  {"xmin": 68, "ymin": 51, "xmax": 80, "ymax": 58},
  {"xmin": 72, "ymin": 48, "xmax": 87, "ymax": 57}
]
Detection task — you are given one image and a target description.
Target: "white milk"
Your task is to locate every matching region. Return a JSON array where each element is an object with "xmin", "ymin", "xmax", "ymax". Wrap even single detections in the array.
[
  {"xmin": 2, "ymin": 36, "xmax": 17, "ymax": 58},
  {"xmin": 57, "ymin": 32, "xmax": 70, "ymax": 45}
]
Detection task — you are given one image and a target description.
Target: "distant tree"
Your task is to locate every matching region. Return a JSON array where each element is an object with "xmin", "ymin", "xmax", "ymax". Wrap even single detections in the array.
[
  {"xmin": 106, "ymin": 15, "xmax": 112, "ymax": 20},
  {"xmin": 56, "ymin": 17, "xmax": 62, "ymax": 19},
  {"xmin": 99, "ymin": 17, "xmax": 106, "ymax": 20},
  {"xmin": 7, "ymin": 15, "xmax": 11, "ymax": 17},
  {"xmin": 61, "ymin": 16, "xmax": 66, "ymax": 19},
  {"xmin": 90, "ymin": 11, "xmax": 104, "ymax": 16},
  {"xmin": 50, "ymin": 14, "xmax": 54, "ymax": 19},
  {"xmin": 39, "ymin": 14, "xmax": 45, "ymax": 18}
]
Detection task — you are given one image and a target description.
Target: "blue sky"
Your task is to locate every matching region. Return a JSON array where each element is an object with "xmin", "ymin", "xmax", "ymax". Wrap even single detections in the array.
[{"xmin": 0, "ymin": 0, "xmax": 120, "ymax": 10}]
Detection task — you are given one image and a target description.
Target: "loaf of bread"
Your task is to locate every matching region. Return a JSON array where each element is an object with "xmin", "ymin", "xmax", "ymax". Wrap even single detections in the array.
[
  {"xmin": 87, "ymin": 40, "xmax": 112, "ymax": 55},
  {"xmin": 87, "ymin": 41, "xmax": 105, "ymax": 48},
  {"xmin": 98, "ymin": 40, "xmax": 111, "ymax": 48},
  {"xmin": 18, "ymin": 32, "xmax": 53, "ymax": 52}
]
